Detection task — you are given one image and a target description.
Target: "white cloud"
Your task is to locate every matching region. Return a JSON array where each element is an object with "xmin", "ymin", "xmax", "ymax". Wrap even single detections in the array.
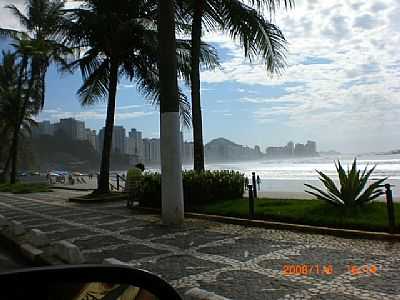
[
  {"xmin": 41, "ymin": 110, "xmax": 155, "ymax": 121},
  {"xmin": 201, "ymin": 0, "xmax": 400, "ymax": 151}
]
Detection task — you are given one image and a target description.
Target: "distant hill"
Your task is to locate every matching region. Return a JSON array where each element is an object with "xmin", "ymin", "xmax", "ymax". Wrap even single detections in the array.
[{"xmin": 205, "ymin": 137, "xmax": 262, "ymax": 162}]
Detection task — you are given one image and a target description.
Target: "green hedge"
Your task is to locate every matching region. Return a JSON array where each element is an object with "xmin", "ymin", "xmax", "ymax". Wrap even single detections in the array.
[{"xmin": 139, "ymin": 170, "xmax": 244, "ymax": 208}]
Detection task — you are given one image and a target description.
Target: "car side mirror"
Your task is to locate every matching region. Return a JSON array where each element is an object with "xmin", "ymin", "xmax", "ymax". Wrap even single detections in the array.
[{"xmin": 0, "ymin": 264, "xmax": 182, "ymax": 300}]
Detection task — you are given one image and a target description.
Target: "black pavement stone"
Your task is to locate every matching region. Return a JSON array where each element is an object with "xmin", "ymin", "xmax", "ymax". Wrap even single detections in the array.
[
  {"xmin": 20, "ymin": 218, "xmax": 56, "ymax": 226},
  {"xmin": 351, "ymin": 266, "xmax": 400, "ymax": 295},
  {"xmin": 258, "ymin": 247, "xmax": 379, "ymax": 281},
  {"xmin": 199, "ymin": 238, "xmax": 295, "ymax": 262},
  {"xmin": 74, "ymin": 235, "xmax": 125, "ymax": 250},
  {"xmin": 152, "ymin": 230, "xmax": 234, "ymax": 249},
  {"xmin": 6, "ymin": 215, "xmax": 40, "ymax": 221},
  {"xmin": 84, "ymin": 244, "xmax": 168, "ymax": 263},
  {"xmin": 199, "ymin": 270, "xmax": 314, "ymax": 300},
  {"xmin": 119, "ymin": 224, "xmax": 195, "ymax": 240},
  {"xmin": 33, "ymin": 223, "xmax": 79, "ymax": 232},
  {"xmin": 46, "ymin": 228, "xmax": 98, "ymax": 241},
  {"xmin": 77, "ymin": 215, "xmax": 125, "ymax": 225},
  {"xmin": 97, "ymin": 220, "xmax": 147, "ymax": 231},
  {"xmin": 309, "ymin": 293, "xmax": 362, "ymax": 300},
  {"xmin": 0, "ymin": 210, "xmax": 26, "ymax": 217},
  {"xmin": 47, "ymin": 211, "xmax": 95, "ymax": 218},
  {"xmin": 139, "ymin": 255, "xmax": 227, "ymax": 281}
]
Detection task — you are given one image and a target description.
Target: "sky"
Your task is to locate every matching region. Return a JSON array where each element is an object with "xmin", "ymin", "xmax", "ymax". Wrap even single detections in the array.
[{"xmin": 0, "ymin": 0, "xmax": 399, "ymax": 153}]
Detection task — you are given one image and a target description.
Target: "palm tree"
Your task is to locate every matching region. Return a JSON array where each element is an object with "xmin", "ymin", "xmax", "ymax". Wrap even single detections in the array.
[
  {"xmin": 0, "ymin": 0, "xmax": 71, "ymax": 183},
  {"xmin": 180, "ymin": 0, "xmax": 294, "ymax": 171},
  {"xmin": 0, "ymin": 51, "xmax": 38, "ymax": 183},
  {"xmin": 60, "ymin": 0, "xmax": 218, "ymax": 194},
  {"xmin": 158, "ymin": 0, "xmax": 184, "ymax": 224}
]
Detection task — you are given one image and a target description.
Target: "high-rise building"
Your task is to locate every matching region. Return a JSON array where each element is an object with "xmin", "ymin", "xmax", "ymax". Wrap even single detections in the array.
[
  {"xmin": 98, "ymin": 126, "xmax": 126, "ymax": 154},
  {"xmin": 113, "ymin": 126, "xmax": 126, "ymax": 153},
  {"xmin": 85, "ymin": 129, "xmax": 97, "ymax": 151},
  {"xmin": 127, "ymin": 128, "xmax": 144, "ymax": 161},
  {"xmin": 143, "ymin": 138, "xmax": 160, "ymax": 163},
  {"xmin": 58, "ymin": 118, "xmax": 86, "ymax": 140},
  {"xmin": 294, "ymin": 143, "xmax": 306, "ymax": 155},
  {"xmin": 286, "ymin": 141, "xmax": 294, "ymax": 155},
  {"xmin": 306, "ymin": 140, "xmax": 317, "ymax": 154},
  {"xmin": 32, "ymin": 120, "xmax": 54, "ymax": 137}
]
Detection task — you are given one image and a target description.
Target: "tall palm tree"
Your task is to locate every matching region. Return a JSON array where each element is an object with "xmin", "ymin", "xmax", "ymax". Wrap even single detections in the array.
[
  {"xmin": 60, "ymin": 0, "xmax": 218, "ymax": 194},
  {"xmin": 0, "ymin": 51, "xmax": 38, "ymax": 183},
  {"xmin": 0, "ymin": 0, "xmax": 71, "ymax": 183},
  {"xmin": 180, "ymin": 0, "xmax": 294, "ymax": 171},
  {"xmin": 158, "ymin": 0, "xmax": 184, "ymax": 224}
]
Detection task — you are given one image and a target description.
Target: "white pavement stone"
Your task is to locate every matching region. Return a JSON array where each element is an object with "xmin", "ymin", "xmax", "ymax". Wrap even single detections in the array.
[
  {"xmin": 185, "ymin": 288, "xmax": 232, "ymax": 300},
  {"xmin": 20, "ymin": 243, "xmax": 43, "ymax": 260},
  {"xmin": 54, "ymin": 240, "xmax": 85, "ymax": 264},
  {"xmin": 103, "ymin": 258, "xmax": 130, "ymax": 266},
  {"xmin": 28, "ymin": 229, "xmax": 49, "ymax": 247},
  {"xmin": 10, "ymin": 220, "xmax": 25, "ymax": 235}
]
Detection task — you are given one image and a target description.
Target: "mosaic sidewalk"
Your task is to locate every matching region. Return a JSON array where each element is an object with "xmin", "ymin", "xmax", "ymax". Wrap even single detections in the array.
[{"xmin": 0, "ymin": 191, "xmax": 399, "ymax": 300}]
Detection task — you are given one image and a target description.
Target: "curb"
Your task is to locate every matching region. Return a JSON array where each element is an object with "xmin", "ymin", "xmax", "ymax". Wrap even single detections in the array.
[
  {"xmin": 0, "ymin": 214, "xmax": 72, "ymax": 267},
  {"xmin": 185, "ymin": 288, "xmax": 232, "ymax": 300},
  {"xmin": 69, "ymin": 194, "xmax": 128, "ymax": 203},
  {"xmin": 51, "ymin": 186, "xmax": 95, "ymax": 192},
  {"xmin": 135, "ymin": 207, "xmax": 400, "ymax": 242}
]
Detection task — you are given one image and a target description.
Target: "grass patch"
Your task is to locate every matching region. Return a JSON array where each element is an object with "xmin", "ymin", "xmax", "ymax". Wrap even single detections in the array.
[
  {"xmin": 195, "ymin": 198, "xmax": 400, "ymax": 233},
  {"xmin": 0, "ymin": 183, "xmax": 51, "ymax": 194}
]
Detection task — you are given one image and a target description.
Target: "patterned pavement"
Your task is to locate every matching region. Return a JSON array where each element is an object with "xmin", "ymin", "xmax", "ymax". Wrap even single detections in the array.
[{"xmin": 0, "ymin": 190, "xmax": 399, "ymax": 299}]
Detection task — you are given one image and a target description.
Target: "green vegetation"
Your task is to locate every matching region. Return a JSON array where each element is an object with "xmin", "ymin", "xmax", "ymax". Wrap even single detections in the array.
[
  {"xmin": 305, "ymin": 159, "xmax": 387, "ymax": 207},
  {"xmin": 0, "ymin": 0, "xmax": 71, "ymax": 184},
  {"xmin": 60, "ymin": 0, "xmax": 218, "ymax": 194},
  {"xmin": 138, "ymin": 170, "xmax": 245, "ymax": 208},
  {"xmin": 0, "ymin": 182, "xmax": 51, "ymax": 194},
  {"xmin": 196, "ymin": 198, "xmax": 400, "ymax": 232}
]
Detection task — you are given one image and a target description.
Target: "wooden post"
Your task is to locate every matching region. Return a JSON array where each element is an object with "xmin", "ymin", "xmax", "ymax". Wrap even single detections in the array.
[
  {"xmin": 248, "ymin": 184, "xmax": 254, "ymax": 219},
  {"xmin": 252, "ymin": 172, "xmax": 257, "ymax": 199},
  {"xmin": 385, "ymin": 184, "xmax": 396, "ymax": 233}
]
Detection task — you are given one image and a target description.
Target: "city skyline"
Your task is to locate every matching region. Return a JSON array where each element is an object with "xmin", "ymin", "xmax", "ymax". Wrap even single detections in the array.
[
  {"xmin": 1, "ymin": 0, "xmax": 399, "ymax": 154},
  {"xmin": 33, "ymin": 117, "xmax": 320, "ymax": 158}
]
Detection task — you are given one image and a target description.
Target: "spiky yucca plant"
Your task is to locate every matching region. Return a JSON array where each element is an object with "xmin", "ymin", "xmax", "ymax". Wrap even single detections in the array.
[{"xmin": 304, "ymin": 159, "xmax": 387, "ymax": 207}]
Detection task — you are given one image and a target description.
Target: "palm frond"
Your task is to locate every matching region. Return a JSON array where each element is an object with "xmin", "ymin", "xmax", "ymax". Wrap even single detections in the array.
[{"xmin": 219, "ymin": 0, "xmax": 287, "ymax": 74}]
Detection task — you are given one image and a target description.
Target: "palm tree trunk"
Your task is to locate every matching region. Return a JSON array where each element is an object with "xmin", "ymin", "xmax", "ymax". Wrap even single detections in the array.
[
  {"xmin": 97, "ymin": 59, "xmax": 118, "ymax": 194},
  {"xmin": 158, "ymin": 0, "xmax": 184, "ymax": 225},
  {"xmin": 9, "ymin": 127, "xmax": 20, "ymax": 184},
  {"xmin": 191, "ymin": 0, "xmax": 205, "ymax": 172},
  {"xmin": 0, "ymin": 149, "xmax": 12, "ymax": 183},
  {"xmin": 9, "ymin": 56, "xmax": 28, "ymax": 184}
]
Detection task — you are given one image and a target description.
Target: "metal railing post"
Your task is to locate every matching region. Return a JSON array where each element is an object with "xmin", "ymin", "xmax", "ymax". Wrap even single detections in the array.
[
  {"xmin": 385, "ymin": 184, "xmax": 396, "ymax": 233},
  {"xmin": 116, "ymin": 174, "xmax": 120, "ymax": 191},
  {"xmin": 248, "ymin": 184, "xmax": 255, "ymax": 219},
  {"xmin": 252, "ymin": 172, "xmax": 258, "ymax": 199}
]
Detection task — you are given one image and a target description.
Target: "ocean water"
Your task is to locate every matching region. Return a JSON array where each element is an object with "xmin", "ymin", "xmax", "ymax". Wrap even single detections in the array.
[
  {"xmin": 142, "ymin": 154, "xmax": 400, "ymax": 198},
  {"xmin": 201, "ymin": 154, "xmax": 400, "ymax": 197}
]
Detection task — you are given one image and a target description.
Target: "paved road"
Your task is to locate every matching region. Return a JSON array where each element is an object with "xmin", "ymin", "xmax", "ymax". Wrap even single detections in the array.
[{"xmin": 0, "ymin": 190, "xmax": 399, "ymax": 299}]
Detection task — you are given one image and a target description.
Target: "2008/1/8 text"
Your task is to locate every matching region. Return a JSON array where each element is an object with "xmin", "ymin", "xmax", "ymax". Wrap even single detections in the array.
[{"xmin": 282, "ymin": 264, "xmax": 378, "ymax": 276}]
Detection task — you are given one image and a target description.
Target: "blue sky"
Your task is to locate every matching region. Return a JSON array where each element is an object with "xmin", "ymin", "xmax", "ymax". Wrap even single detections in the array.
[{"xmin": 1, "ymin": 0, "xmax": 400, "ymax": 153}]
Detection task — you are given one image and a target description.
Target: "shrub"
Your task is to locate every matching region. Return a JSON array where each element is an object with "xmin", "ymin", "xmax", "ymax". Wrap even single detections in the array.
[
  {"xmin": 304, "ymin": 158, "xmax": 387, "ymax": 208},
  {"xmin": 138, "ymin": 170, "xmax": 244, "ymax": 208},
  {"xmin": 126, "ymin": 167, "xmax": 144, "ymax": 207}
]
